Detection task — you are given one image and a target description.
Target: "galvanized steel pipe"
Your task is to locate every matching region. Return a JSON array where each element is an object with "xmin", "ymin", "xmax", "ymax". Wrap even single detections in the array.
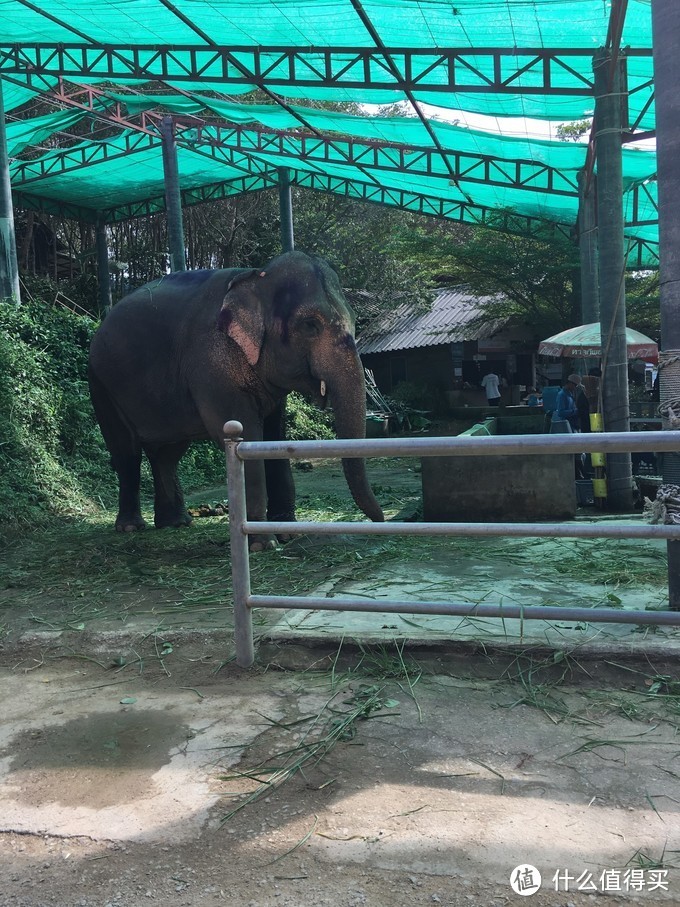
[
  {"xmin": 248, "ymin": 595, "xmax": 680, "ymax": 627},
  {"xmin": 233, "ymin": 431, "xmax": 680, "ymax": 461}
]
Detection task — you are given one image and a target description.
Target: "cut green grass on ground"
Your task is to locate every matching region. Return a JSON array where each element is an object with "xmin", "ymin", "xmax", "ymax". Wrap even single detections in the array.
[{"xmin": 0, "ymin": 460, "xmax": 671, "ymax": 647}]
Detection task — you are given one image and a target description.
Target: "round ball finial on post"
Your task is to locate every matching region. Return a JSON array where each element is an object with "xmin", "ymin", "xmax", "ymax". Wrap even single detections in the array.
[{"xmin": 223, "ymin": 420, "xmax": 244, "ymax": 440}]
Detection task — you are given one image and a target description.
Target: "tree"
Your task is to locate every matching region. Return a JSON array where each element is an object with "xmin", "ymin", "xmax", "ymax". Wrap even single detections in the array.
[
  {"xmin": 626, "ymin": 271, "xmax": 660, "ymax": 341},
  {"xmin": 394, "ymin": 214, "xmax": 581, "ymax": 338},
  {"xmin": 555, "ymin": 119, "xmax": 592, "ymax": 143}
]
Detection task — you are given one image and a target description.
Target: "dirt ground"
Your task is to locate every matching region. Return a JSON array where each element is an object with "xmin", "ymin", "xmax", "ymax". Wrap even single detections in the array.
[
  {"xmin": 2, "ymin": 644, "xmax": 680, "ymax": 907},
  {"xmin": 1, "ymin": 458, "xmax": 679, "ymax": 906}
]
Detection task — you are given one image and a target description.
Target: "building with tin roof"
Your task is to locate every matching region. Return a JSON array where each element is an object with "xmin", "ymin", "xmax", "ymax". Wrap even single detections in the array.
[{"xmin": 358, "ymin": 286, "xmax": 538, "ymax": 409}]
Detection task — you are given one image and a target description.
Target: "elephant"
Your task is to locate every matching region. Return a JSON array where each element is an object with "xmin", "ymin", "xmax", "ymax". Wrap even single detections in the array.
[{"xmin": 88, "ymin": 251, "xmax": 384, "ymax": 549}]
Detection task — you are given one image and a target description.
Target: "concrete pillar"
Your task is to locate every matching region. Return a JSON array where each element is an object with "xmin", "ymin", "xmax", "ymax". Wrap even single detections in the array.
[
  {"xmin": 594, "ymin": 48, "xmax": 633, "ymax": 510},
  {"xmin": 652, "ymin": 0, "xmax": 680, "ymax": 607},
  {"xmin": 577, "ymin": 169, "xmax": 599, "ymax": 323},
  {"xmin": 160, "ymin": 116, "xmax": 186, "ymax": 272},
  {"xmin": 95, "ymin": 218, "xmax": 112, "ymax": 314},
  {"xmin": 0, "ymin": 81, "xmax": 20, "ymax": 303},
  {"xmin": 278, "ymin": 168, "xmax": 295, "ymax": 253}
]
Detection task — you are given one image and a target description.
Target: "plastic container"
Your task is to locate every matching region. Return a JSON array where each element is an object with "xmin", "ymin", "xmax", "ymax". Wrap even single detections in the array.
[
  {"xmin": 541, "ymin": 385, "xmax": 560, "ymax": 412},
  {"xmin": 575, "ymin": 479, "xmax": 594, "ymax": 505},
  {"xmin": 550, "ymin": 418, "xmax": 572, "ymax": 433}
]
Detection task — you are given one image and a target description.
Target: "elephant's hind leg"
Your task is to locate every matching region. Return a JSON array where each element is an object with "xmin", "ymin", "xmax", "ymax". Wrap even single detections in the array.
[
  {"xmin": 114, "ymin": 450, "xmax": 147, "ymax": 532},
  {"xmin": 88, "ymin": 369, "xmax": 146, "ymax": 532},
  {"xmin": 145, "ymin": 441, "xmax": 192, "ymax": 529}
]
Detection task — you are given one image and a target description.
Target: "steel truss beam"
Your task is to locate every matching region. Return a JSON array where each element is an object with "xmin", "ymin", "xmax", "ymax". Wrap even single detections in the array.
[
  {"xmin": 191, "ymin": 123, "xmax": 580, "ymax": 196},
  {"xmin": 16, "ymin": 81, "xmax": 584, "ymax": 198},
  {"xmin": 11, "ymin": 131, "xmax": 160, "ymax": 184},
  {"xmin": 14, "ymin": 109, "xmax": 654, "ymax": 230},
  {"xmin": 0, "ymin": 44, "xmax": 652, "ymax": 93},
  {"xmin": 12, "ymin": 160, "xmax": 657, "ymax": 266},
  {"xmin": 626, "ymin": 180, "xmax": 658, "ymax": 226}
]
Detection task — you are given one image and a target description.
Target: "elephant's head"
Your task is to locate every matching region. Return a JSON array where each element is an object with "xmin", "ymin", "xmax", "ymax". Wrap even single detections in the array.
[{"xmin": 218, "ymin": 251, "xmax": 384, "ymax": 522}]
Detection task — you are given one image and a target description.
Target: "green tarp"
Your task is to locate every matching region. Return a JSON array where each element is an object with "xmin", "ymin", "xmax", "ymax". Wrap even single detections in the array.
[{"xmin": 0, "ymin": 0, "xmax": 660, "ymax": 265}]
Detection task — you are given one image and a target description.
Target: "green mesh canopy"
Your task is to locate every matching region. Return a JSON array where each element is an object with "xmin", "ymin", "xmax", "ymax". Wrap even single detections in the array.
[{"xmin": 1, "ymin": 0, "xmax": 660, "ymax": 266}]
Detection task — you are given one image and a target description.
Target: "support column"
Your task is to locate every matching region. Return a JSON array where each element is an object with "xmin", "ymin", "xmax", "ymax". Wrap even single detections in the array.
[
  {"xmin": 278, "ymin": 168, "xmax": 295, "ymax": 253},
  {"xmin": 95, "ymin": 218, "xmax": 112, "ymax": 314},
  {"xmin": 577, "ymin": 169, "xmax": 599, "ymax": 323},
  {"xmin": 652, "ymin": 0, "xmax": 680, "ymax": 608},
  {"xmin": 594, "ymin": 48, "xmax": 632, "ymax": 510},
  {"xmin": 160, "ymin": 116, "xmax": 186, "ymax": 272},
  {"xmin": 0, "ymin": 81, "xmax": 20, "ymax": 303}
]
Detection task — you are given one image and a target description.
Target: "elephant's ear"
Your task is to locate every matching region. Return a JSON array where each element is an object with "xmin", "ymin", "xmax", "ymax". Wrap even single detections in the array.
[{"xmin": 217, "ymin": 269, "xmax": 267, "ymax": 367}]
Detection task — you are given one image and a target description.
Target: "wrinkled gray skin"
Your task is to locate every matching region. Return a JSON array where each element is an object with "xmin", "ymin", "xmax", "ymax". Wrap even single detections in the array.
[{"xmin": 88, "ymin": 251, "xmax": 384, "ymax": 550}]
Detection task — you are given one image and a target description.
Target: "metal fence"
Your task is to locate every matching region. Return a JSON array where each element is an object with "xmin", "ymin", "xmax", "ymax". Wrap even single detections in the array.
[{"xmin": 223, "ymin": 421, "xmax": 680, "ymax": 667}]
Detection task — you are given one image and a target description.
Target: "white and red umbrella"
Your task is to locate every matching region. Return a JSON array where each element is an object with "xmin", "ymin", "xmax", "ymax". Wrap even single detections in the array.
[{"xmin": 538, "ymin": 323, "xmax": 658, "ymax": 363}]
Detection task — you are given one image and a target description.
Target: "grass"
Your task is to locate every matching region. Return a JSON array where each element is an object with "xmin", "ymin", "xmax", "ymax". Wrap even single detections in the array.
[
  {"xmin": 0, "ymin": 458, "xmax": 671, "ymax": 649},
  {"xmin": 218, "ymin": 682, "xmax": 397, "ymax": 822}
]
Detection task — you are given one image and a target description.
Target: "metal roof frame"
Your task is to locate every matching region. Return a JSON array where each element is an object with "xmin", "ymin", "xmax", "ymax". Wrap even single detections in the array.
[{"xmin": 0, "ymin": 0, "xmax": 659, "ymax": 269}]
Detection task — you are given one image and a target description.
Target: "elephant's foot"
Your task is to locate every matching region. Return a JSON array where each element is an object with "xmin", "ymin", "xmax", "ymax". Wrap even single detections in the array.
[
  {"xmin": 249, "ymin": 534, "xmax": 277, "ymax": 552},
  {"xmin": 115, "ymin": 513, "xmax": 147, "ymax": 533},
  {"xmin": 267, "ymin": 510, "xmax": 297, "ymax": 544},
  {"xmin": 154, "ymin": 510, "xmax": 193, "ymax": 530}
]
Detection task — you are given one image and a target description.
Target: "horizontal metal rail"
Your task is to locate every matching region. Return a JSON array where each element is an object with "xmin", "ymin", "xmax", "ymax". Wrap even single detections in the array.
[
  {"xmin": 247, "ymin": 520, "xmax": 680, "ymax": 540},
  {"xmin": 223, "ymin": 421, "xmax": 680, "ymax": 667},
  {"xmin": 248, "ymin": 595, "xmax": 676, "ymax": 627},
  {"xmin": 233, "ymin": 430, "xmax": 680, "ymax": 460}
]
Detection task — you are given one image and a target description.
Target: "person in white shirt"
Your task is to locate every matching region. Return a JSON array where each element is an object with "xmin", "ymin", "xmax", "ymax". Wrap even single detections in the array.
[{"xmin": 481, "ymin": 370, "xmax": 501, "ymax": 406}]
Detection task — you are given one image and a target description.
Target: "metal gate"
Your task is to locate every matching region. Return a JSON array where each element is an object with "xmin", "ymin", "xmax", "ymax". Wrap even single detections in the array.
[{"xmin": 224, "ymin": 421, "xmax": 680, "ymax": 667}]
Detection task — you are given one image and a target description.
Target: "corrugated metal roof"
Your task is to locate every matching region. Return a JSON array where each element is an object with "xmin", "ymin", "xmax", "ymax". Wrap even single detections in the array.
[{"xmin": 357, "ymin": 286, "xmax": 509, "ymax": 355}]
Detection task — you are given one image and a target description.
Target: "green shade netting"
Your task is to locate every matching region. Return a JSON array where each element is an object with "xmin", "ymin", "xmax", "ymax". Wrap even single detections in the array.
[
  {"xmin": 2, "ymin": 76, "xmax": 58, "ymax": 113},
  {"xmin": 2, "ymin": 0, "xmax": 659, "ymax": 267},
  {"xmin": 6, "ymin": 108, "xmax": 90, "ymax": 156},
  {"xmin": 113, "ymin": 91, "xmax": 657, "ymax": 186},
  {"xmin": 13, "ymin": 125, "xmax": 659, "ymax": 267},
  {"xmin": 0, "ymin": 0, "xmax": 654, "ymax": 123}
]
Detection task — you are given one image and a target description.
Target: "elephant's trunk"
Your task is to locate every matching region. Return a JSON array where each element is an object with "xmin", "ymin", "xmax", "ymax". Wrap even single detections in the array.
[{"xmin": 325, "ymin": 346, "xmax": 384, "ymax": 523}]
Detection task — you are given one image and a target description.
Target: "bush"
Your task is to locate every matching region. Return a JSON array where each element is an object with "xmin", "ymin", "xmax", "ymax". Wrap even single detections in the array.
[
  {"xmin": 0, "ymin": 299, "xmax": 110, "ymax": 526},
  {"xmin": 177, "ymin": 440, "xmax": 227, "ymax": 491},
  {"xmin": 285, "ymin": 392, "xmax": 334, "ymax": 440},
  {"xmin": 389, "ymin": 380, "xmax": 447, "ymax": 417}
]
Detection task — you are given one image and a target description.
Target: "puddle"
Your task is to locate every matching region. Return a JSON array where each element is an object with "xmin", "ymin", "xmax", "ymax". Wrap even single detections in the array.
[{"xmin": 3, "ymin": 710, "xmax": 191, "ymax": 809}]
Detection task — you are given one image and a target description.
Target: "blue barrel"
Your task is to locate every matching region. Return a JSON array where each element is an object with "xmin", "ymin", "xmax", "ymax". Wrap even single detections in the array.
[{"xmin": 541, "ymin": 385, "xmax": 559, "ymax": 412}]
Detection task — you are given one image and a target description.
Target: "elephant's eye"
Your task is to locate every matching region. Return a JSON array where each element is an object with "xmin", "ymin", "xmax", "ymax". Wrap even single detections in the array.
[{"xmin": 300, "ymin": 317, "xmax": 321, "ymax": 338}]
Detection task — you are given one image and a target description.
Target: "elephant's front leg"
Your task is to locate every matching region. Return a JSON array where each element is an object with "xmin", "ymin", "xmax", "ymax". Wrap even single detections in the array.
[
  {"xmin": 244, "ymin": 459, "xmax": 277, "ymax": 552},
  {"xmin": 263, "ymin": 401, "xmax": 296, "ymax": 543},
  {"xmin": 265, "ymin": 459, "xmax": 296, "ymax": 543}
]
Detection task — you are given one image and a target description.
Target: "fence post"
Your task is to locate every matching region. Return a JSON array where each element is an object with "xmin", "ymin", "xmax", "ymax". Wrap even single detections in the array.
[{"xmin": 224, "ymin": 420, "xmax": 254, "ymax": 668}]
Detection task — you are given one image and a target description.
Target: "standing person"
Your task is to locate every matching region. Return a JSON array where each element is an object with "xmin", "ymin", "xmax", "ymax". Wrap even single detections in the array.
[
  {"xmin": 553, "ymin": 374, "xmax": 581, "ymax": 432},
  {"xmin": 481, "ymin": 369, "xmax": 501, "ymax": 407},
  {"xmin": 554, "ymin": 374, "xmax": 586, "ymax": 478}
]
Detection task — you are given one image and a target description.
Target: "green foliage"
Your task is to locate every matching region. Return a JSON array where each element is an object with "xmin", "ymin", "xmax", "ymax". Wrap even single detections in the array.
[
  {"xmin": 388, "ymin": 380, "xmax": 442, "ymax": 422},
  {"xmin": 0, "ymin": 297, "xmax": 111, "ymax": 527},
  {"xmin": 285, "ymin": 392, "xmax": 334, "ymax": 441},
  {"xmin": 556, "ymin": 120, "xmax": 592, "ymax": 142},
  {"xmin": 395, "ymin": 215, "xmax": 580, "ymax": 336},
  {"xmin": 177, "ymin": 440, "xmax": 227, "ymax": 491},
  {"xmin": 626, "ymin": 272, "xmax": 660, "ymax": 340}
]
